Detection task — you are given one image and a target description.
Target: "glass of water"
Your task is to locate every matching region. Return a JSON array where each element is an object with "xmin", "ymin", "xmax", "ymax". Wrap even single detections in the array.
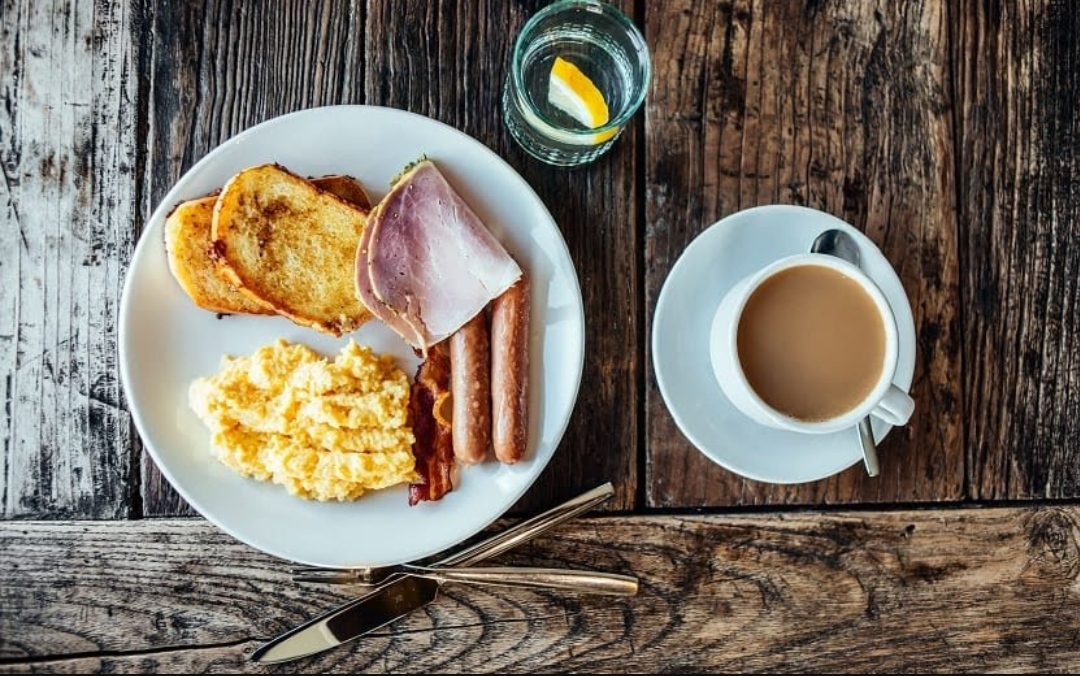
[{"xmin": 503, "ymin": 0, "xmax": 651, "ymax": 167}]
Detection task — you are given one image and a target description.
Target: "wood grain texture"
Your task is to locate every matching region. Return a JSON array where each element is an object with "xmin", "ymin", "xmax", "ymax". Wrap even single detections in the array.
[
  {"xmin": 6, "ymin": 1, "xmax": 1080, "ymax": 671},
  {"xmin": 0, "ymin": 0, "xmax": 137, "ymax": 518},
  {"xmin": 957, "ymin": 0, "xmax": 1080, "ymax": 499},
  {"xmin": 363, "ymin": 0, "xmax": 640, "ymax": 513},
  {"xmin": 137, "ymin": 0, "xmax": 639, "ymax": 516},
  {"xmin": 4, "ymin": 506, "xmax": 1080, "ymax": 672},
  {"xmin": 139, "ymin": 0, "xmax": 366, "ymax": 516},
  {"xmin": 644, "ymin": 0, "xmax": 962, "ymax": 507}
]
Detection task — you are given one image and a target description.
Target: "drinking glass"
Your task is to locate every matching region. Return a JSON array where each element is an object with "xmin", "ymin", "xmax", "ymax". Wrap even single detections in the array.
[{"xmin": 502, "ymin": 0, "xmax": 651, "ymax": 167}]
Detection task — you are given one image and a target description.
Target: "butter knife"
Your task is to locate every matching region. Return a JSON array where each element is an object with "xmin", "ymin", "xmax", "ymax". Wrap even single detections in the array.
[{"xmin": 251, "ymin": 482, "xmax": 617, "ymax": 664}]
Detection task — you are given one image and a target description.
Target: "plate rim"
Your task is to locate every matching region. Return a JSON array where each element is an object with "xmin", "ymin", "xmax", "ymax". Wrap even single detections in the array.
[{"xmin": 119, "ymin": 104, "xmax": 585, "ymax": 566}]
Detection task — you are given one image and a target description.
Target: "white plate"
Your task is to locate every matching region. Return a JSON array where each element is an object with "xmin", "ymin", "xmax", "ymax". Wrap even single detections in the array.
[
  {"xmin": 652, "ymin": 205, "xmax": 915, "ymax": 484},
  {"xmin": 119, "ymin": 105, "xmax": 584, "ymax": 568}
]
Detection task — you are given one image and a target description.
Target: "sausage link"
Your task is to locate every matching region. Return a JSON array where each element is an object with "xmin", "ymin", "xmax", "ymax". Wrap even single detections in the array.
[
  {"xmin": 449, "ymin": 312, "xmax": 492, "ymax": 465},
  {"xmin": 490, "ymin": 276, "xmax": 530, "ymax": 464}
]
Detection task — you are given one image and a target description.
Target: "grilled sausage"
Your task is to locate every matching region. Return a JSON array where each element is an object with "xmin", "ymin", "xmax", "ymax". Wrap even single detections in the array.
[
  {"xmin": 450, "ymin": 312, "xmax": 492, "ymax": 465},
  {"xmin": 490, "ymin": 276, "xmax": 530, "ymax": 464}
]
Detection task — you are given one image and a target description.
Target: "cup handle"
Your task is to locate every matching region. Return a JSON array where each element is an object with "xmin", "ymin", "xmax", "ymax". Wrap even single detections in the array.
[{"xmin": 871, "ymin": 385, "xmax": 915, "ymax": 426}]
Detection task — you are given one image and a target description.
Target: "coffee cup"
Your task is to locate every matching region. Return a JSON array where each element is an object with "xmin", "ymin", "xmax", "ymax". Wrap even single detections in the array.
[{"xmin": 709, "ymin": 253, "xmax": 914, "ymax": 434}]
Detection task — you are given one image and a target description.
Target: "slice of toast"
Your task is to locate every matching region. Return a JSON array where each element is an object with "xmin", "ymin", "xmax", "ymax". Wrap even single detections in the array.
[
  {"xmin": 165, "ymin": 196, "xmax": 277, "ymax": 315},
  {"xmin": 165, "ymin": 175, "xmax": 372, "ymax": 317},
  {"xmin": 211, "ymin": 164, "xmax": 373, "ymax": 336}
]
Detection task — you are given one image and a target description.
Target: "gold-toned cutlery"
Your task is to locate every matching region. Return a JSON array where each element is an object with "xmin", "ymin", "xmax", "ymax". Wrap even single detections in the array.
[
  {"xmin": 253, "ymin": 482, "xmax": 629, "ymax": 664},
  {"xmin": 339, "ymin": 564, "xmax": 638, "ymax": 594},
  {"xmin": 289, "ymin": 481, "xmax": 615, "ymax": 586},
  {"xmin": 291, "ymin": 563, "xmax": 638, "ymax": 594}
]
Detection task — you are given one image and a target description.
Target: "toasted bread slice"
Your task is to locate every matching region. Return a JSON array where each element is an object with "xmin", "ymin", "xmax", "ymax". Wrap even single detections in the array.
[
  {"xmin": 211, "ymin": 164, "xmax": 373, "ymax": 336},
  {"xmin": 165, "ymin": 175, "xmax": 372, "ymax": 317},
  {"xmin": 165, "ymin": 196, "xmax": 277, "ymax": 315}
]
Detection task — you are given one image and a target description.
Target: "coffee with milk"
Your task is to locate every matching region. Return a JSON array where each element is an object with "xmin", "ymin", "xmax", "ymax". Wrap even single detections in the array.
[{"xmin": 736, "ymin": 264, "xmax": 886, "ymax": 422}]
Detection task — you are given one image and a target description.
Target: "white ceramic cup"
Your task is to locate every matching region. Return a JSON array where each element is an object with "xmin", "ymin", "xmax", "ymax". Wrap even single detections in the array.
[{"xmin": 709, "ymin": 253, "xmax": 915, "ymax": 435}]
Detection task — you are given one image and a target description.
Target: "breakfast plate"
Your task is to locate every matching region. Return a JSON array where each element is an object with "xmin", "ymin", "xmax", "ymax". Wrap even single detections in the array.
[
  {"xmin": 651, "ymin": 204, "xmax": 916, "ymax": 484},
  {"xmin": 119, "ymin": 105, "xmax": 585, "ymax": 568}
]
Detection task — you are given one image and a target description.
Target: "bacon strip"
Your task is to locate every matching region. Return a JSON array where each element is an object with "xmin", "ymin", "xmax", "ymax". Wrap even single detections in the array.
[{"xmin": 407, "ymin": 340, "xmax": 455, "ymax": 505}]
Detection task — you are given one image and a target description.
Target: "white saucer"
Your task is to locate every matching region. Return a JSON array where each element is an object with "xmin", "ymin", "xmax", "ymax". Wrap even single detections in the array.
[{"xmin": 651, "ymin": 205, "xmax": 916, "ymax": 484}]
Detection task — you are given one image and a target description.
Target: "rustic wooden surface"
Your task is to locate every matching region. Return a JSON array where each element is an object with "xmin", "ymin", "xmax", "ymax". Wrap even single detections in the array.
[
  {"xmin": 1, "ymin": 0, "xmax": 137, "ymax": 520},
  {"xmin": 5, "ymin": 507, "xmax": 1080, "ymax": 673},
  {"xmin": 957, "ymin": 0, "xmax": 1080, "ymax": 500},
  {"xmin": 138, "ymin": 0, "xmax": 639, "ymax": 517},
  {"xmin": 644, "ymin": 0, "xmax": 962, "ymax": 507},
  {"xmin": 3, "ymin": 0, "xmax": 1080, "ymax": 672}
]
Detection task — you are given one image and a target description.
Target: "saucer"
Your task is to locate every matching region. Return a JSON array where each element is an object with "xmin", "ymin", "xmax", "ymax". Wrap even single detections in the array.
[{"xmin": 651, "ymin": 205, "xmax": 916, "ymax": 484}]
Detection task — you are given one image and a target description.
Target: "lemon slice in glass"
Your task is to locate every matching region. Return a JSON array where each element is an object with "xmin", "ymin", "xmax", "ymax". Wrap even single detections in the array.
[{"xmin": 548, "ymin": 56, "xmax": 618, "ymax": 143}]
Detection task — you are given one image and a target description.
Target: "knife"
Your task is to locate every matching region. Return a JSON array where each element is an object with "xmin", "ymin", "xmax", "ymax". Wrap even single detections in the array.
[{"xmin": 251, "ymin": 482, "xmax": 617, "ymax": 664}]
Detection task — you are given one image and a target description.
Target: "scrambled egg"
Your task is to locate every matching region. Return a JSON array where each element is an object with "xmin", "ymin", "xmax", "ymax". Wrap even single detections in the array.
[{"xmin": 189, "ymin": 339, "xmax": 417, "ymax": 501}]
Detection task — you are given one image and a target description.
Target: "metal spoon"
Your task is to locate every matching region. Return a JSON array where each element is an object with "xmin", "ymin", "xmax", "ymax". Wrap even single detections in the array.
[{"xmin": 810, "ymin": 229, "xmax": 881, "ymax": 477}]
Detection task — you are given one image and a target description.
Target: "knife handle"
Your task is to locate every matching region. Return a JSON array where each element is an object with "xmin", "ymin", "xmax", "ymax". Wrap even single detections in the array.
[
  {"xmin": 438, "ymin": 482, "xmax": 615, "ymax": 567},
  {"xmin": 418, "ymin": 566, "xmax": 639, "ymax": 596}
]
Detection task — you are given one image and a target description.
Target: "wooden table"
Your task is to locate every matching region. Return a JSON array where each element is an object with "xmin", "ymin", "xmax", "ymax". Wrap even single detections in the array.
[{"xmin": 4, "ymin": 0, "xmax": 1080, "ymax": 672}]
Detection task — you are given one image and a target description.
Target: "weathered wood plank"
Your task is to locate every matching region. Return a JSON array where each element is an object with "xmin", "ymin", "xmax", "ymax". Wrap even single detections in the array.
[
  {"xmin": 957, "ymin": 0, "xmax": 1080, "ymax": 499},
  {"xmin": 4, "ymin": 507, "xmax": 1080, "ymax": 672},
  {"xmin": 0, "ymin": 0, "xmax": 136, "ymax": 518},
  {"xmin": 364, "ymin": 0, "xmax": 640, "ymax": 513},
  {"xmin": 139, "ymin": 0, "xmax": 638, "ymax": 516},
  {"xmin": 139, "ymin": 0, "xmax": 366, "ymax": 516},
  {"xmin": 644, "ymin": 0, "xmax": 962, "ymax": 507}
]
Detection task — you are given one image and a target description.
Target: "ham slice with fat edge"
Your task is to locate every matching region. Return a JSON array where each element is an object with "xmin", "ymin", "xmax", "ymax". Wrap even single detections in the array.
[{"xmin": 355, "ymin": 160, "xmax": 522, "ymax": 351}]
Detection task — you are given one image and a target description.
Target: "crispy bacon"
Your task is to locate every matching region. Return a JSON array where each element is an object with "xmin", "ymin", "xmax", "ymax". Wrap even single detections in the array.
[{"xmin": 407, "ymin": 340, "xmax": 455, "ymax": 505}]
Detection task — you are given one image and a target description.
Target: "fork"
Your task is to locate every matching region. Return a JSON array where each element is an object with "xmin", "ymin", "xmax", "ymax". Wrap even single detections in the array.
[
  {"xmin": 331, "ymin": 564, "xmax": 638, "ymax": 595},
  {"xmin": 291, "ymin": 482, "xmax": 615, "ymax": 586}
]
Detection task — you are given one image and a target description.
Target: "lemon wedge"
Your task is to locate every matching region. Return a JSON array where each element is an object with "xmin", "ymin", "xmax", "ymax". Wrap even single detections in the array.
[{"xmin": 548, "ymin": 57, "xmax": 617, "ymax": 142}]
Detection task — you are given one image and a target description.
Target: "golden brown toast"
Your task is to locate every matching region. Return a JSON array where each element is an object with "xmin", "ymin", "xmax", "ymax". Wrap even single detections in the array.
[
  {"xmin": 165, "ymin": 174, "xmax": 372, "ymax": 317},
  {"xmin": 165, "ymin": 196, "xmax": 277, "ymax": 315},
  {"xmin": 211, "ymin": 164, "xmax": 373, "ymax": 336}
]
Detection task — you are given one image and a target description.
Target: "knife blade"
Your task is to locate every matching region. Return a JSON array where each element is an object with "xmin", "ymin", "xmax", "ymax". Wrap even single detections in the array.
[
  {"xmin": 251, "ymin": 482, "xmax": 615, "ymax": 664},
  {"xmin": 253, "ymin": 575, "xmax": 435, "ymax": 664},
  {"xmin": 253, "ymin": 565, "xmax": 637, "ymax": 664}
]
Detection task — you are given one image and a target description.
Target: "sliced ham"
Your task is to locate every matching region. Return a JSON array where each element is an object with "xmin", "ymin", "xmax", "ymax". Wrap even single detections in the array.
[
  {"xmin": 355, "ymin": 159, "xmax": 522, "ymax": 351},
  {"xmin": 355, "ymin": 208, "xmax": 427, "ymax": 349}
]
